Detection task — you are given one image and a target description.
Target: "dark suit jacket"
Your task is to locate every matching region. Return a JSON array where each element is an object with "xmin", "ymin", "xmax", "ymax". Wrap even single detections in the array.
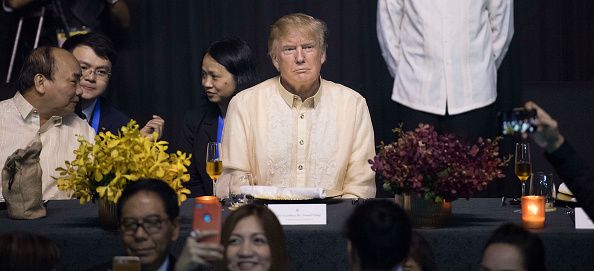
[
  {"xmin": 85, "ymin": 254, "xmax": 176, "ymax": 271},
  {"xmin": 546, "ymin": 141, "xmax": 594, "ymax": 220},
  {"xmin": 97, "ymin": 97, "xmax": 131, "ymax": 134},
  {"xmin": 177, "ymin": 104, "xmax": 219, "ymax": 197},
  {"xmin": 76, "ymin": 97, "xmax": 131, "ymax": 135}
]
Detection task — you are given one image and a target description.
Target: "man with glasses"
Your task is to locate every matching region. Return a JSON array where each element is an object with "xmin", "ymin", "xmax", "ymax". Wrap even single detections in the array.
[
  {"xmin": 116, "ymin": 179, "xmax": 180, "ymax": 271},
  {"xmin": 62, "ymin": 32, "xmax": 164, "ymax": 138},
  {"xmin": 219, "ymin": 13, "xmax": 376, "ymax": 198}
]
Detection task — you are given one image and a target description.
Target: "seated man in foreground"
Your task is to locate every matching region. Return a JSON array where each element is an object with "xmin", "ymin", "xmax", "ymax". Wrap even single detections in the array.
[
  {"xmin": 219, "ymin": 13, "xmax": 376, "ymax": 198},
  {"xmin": 116, "ymin": 179, "xmax": 180, "ymax": 271},
  {"xmin": 344, "ymin": 200, "xmax": 412, "ymax": 271},
  {"xmin": 0, "ymin": 47, "xmax": 95, "ymax": 201}
]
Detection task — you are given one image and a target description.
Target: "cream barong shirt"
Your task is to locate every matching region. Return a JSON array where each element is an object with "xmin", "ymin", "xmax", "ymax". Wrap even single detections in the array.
[
  {"xmin": 0, "ymin": 92, "xmax": 95, "ymax": 201},
  {"xmin": 218, "ymin": 77, "xmax": 376, "ymax": 198}
]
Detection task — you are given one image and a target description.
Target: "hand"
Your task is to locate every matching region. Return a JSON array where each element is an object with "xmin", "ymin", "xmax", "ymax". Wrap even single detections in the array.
[
  {"xmin": 524, "ymin": 101, "xmax": 564, "ymax": 152},
  {"xmin": 174, "ymin": 230, "xmax": 224, "ymax": 271},
  {"xmin": 140, "ymin": 115, "xmax": 164, "ymax": 140}
]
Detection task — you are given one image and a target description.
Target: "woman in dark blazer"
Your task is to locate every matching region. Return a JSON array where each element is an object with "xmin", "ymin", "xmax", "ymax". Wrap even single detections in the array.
[{"xmin": 179, "ymin": 38, "xmax": 258, "ymax": 197}]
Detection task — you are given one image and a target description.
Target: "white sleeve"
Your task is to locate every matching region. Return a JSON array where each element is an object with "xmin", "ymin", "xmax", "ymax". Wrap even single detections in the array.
[
  {"xmin": 376, "ymin": 0, "xmax": 405, "ymax": 78},
  {"xmin": 488, "ymin": 0, "xmax": 514, "ymax": 68}
]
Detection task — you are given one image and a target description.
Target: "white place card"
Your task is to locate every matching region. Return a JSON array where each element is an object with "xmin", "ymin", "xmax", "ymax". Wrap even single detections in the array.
[
  {"xmin": 575, "ymin": 207, "xmax": 594, "ymax": 229},
  {"xmin": 267, "ymin": 204, "xmax": 327, "ymax": 225}
]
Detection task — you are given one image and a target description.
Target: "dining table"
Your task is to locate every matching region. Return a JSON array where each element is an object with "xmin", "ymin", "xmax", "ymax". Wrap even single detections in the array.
[{"xmin": 1, "ymin": 198, "xmax": 592, "ymax": 270}]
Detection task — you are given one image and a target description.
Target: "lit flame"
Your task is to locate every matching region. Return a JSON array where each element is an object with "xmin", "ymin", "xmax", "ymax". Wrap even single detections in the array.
[{"xmin": 528, "ymin": 204, "xmax": 539, "ymax": 215}]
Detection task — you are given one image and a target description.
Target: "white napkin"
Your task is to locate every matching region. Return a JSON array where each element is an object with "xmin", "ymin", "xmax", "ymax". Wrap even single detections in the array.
[
  {"xmin": 556, "ymin": 182, "xmax": 577, "ymax": 202},
  {"xmin": 239, "ymin": 185, "xmax": 326, "ymax": 200}
]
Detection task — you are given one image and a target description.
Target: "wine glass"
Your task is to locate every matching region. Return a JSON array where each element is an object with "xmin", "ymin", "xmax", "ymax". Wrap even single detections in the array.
[
  {"xmin": 515, "ymin": 142, "xmax": 532, "ymax": 197},
  {"xmin": 206, "ymin": 142, "xmax": 222, "ymax": 197}
]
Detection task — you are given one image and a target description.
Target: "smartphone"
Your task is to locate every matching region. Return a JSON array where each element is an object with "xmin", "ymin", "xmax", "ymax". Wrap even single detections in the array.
[
  {"xmin": 112, "ymin": 256, "xmax": 140, "ymax": 271},
  {"xmin": 192, "ymin": 196, "xmax": 222, "ymax": 244},
  {"xmin": 499, "ymin": 108, "xmax": 537, "ymax": 135}
]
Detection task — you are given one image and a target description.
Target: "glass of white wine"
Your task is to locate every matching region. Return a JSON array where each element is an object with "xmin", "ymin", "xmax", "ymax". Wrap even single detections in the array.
[
  {"xmin": 206, "ymin": 142, "xmax": 222, "ymax": 197},
  {"xmin": 515, "ymin": 142, "xmax": 532, "ymax": 196}
]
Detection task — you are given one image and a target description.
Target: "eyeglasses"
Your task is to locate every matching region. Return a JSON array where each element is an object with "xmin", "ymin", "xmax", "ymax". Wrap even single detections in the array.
[
  {"xmin": 119, "ymin": 215, "xmax": 168, "ymax": 235},
  {"xmin": 81, "ymin": 65, "xmax": 111, "ymax": 79}
]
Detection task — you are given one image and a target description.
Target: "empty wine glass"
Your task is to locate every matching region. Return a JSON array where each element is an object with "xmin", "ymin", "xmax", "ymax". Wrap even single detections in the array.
[{"xmin": 229, "ymin": 172, "xmax": 253, "ymax": 208}]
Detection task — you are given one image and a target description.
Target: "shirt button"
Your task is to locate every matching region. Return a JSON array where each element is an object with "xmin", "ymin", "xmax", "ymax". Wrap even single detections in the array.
[
  {"xmin": 299, "ymin": 114, "xmax": 304, "ymax": 119},
  {"xmin": 299, "ymin": 139, "xmax": 304, "ymax": 145},
  {"xmin": 298, "ymin": 165, "xmax": 303, "ymax": 170}
]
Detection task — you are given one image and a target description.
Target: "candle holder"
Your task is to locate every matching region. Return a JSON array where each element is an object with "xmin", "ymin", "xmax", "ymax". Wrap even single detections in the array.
[
  {"xmin": 521, "ymin": 195, "xmax": 545, "ymax": 229},
  {"xmin": 521, "ymin": 172, "xmax": 547, "ymax": 229}
]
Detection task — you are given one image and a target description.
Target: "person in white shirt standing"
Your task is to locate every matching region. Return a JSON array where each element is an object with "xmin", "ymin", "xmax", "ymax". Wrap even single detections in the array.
[{"xmin": 377, "ymin": 0, "xmax": 514, "ymax": 140}]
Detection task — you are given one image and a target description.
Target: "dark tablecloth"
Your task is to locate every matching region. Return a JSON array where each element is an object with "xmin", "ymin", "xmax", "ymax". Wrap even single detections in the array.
[{"xmin": 1, "ymin": 198, "xmax": 592, "ymax": 271}]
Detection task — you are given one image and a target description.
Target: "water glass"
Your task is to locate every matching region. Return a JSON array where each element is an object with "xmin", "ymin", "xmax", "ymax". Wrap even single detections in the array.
[
  {"xmin": 532, "ymin": 172, "xmax": 556, "ymax": 211},
  {"xmin": 229, "ymin": 172, "xmax": 253, "ymax": 208}
]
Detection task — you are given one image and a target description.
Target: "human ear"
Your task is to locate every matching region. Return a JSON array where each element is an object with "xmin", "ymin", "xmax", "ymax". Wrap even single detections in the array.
[{"xmin": 33, "ymin": 74, "xmax": 46, "ymax": 94}]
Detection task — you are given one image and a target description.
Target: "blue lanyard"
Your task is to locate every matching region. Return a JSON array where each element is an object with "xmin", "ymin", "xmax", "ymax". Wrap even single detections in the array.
[
  {"xmin": 89, "ymin": 99, "xmax": 101, "ymax": 133},
  {"xmin": 216, "ymin": 115, "xmax": 224, "ymax": 143}
]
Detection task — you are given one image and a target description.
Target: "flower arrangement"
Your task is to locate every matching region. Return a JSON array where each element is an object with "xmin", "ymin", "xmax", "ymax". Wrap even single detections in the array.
[
  {"xmin": 370, "ymin": 124, "xmax": 510, "ymax": 202},
  {"xmin": 55, "ymin": 120, "xmax": 191, "ymax": 205}
]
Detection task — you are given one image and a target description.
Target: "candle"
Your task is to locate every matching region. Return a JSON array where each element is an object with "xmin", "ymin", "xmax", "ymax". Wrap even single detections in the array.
[{"xmin": 521, "ymin": 195, "xmax": 545, "ymax": 229}]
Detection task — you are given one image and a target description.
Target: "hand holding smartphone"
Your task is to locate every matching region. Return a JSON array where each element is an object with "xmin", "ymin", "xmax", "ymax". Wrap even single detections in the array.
[{"xmin": 192, "ymin": 196, "xmax": 222, "ymax": 244}]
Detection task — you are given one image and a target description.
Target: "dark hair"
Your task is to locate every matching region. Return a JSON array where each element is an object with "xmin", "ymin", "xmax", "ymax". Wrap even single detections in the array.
[
  {"xmin": 62, "ymin": 32, "xmax": 118, "ymax": 65},
  {"xmin": 220, "ymin": 204, "xmax": 289, "ymax": 271},
  {"xmin": 16, "ymin": 47, "xmax": 56, "ymax": 92},
  {"xmin": 407, "ymin": 232, "xmax": 438, "ymax": 271},
  {"xmin": 483, "ymin": 223, "xmax": 546, "ymax": 271},
  {"xmin": 204, "ymin": 38, "xmax": 258, "ymax": 92},
  {"xmin": 116, "ymin": 179, "xmax": 179, "ymax": 221},
  {"xmin": 0, "ymin": 232, "xmax": 61, "ymax": 271},
  {"xmin": 344, "ymin": 200, "xmax": 412, "ymax": 271}
]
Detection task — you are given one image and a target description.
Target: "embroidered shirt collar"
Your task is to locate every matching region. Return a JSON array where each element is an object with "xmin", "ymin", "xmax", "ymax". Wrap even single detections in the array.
[
  {"xmin": 12, "ymin": 91, "xmax": 63, "ymax": 127},
  {"xmin": 13, "ymin": 91, "xmax": 35, "ymax": 120},
  {"xmin": 276, "ymin": 76, "xmax": 323, "ymax": 108}
]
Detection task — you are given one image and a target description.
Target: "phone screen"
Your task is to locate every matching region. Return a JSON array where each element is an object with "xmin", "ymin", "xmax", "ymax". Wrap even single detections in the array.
[
  {"xmin": 112, "ymin": 256, "xmax": 140, "ymax": 271},
  {"xmin": 499, "ymin": 108, "xmax": 537, "ymax": 135}
]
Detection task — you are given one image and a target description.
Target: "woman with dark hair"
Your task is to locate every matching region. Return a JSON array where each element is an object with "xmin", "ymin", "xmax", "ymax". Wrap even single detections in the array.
[
  {"xmin": 178, "ymin": 38, "xmax": 258, "ymax": 197},
  {"xmin": 480, "ymin": 223, "xmax": 546, "ymax": 271},
  {"xmin": 174, "ymin": 204, "xmax": 289, "ymax": 271},
  {"xmin": 0, "ymin": 232, "xmax": 61, "ymax": 271}
]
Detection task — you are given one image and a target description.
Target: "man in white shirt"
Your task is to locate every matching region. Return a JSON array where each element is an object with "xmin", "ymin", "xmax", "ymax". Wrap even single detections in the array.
[
  {"xmin": 0, "ymin": 47, "xmax": 95, "ymax": 200},
  {"xmin": 377, "ymin": 0, "xmax": 514, "ymax": 140},
  {"xmin": 219, "ymin": 13, "xmax": 376, "ymax": 198}
]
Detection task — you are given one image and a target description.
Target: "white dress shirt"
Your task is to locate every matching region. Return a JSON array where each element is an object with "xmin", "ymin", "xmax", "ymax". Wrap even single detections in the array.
[
  {"xmin": 377, "ymin": 0, "xmax": 514, "ymax": 115},
  {"xmin": 218, "ymin": 77, "xmax": 376, "ymax": 198},
  {"xmin": 0, "ymin": 92, "xmax": 95, "ymax": 201}
]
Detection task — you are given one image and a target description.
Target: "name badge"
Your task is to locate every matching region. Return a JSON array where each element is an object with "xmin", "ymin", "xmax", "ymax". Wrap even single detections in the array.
[
  {"xmin": 575, "ymin": 207, "xmax": 594, "ymax": 229},
  {"xmin": 267, "ymin": 204, "xmax": 326, "ymax": 225}
]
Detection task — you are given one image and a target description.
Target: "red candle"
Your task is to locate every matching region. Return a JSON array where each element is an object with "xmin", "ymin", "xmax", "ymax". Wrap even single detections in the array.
[{"xmin": 521, "ymin": 195, "xmax": 545, "ymax": 229}]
